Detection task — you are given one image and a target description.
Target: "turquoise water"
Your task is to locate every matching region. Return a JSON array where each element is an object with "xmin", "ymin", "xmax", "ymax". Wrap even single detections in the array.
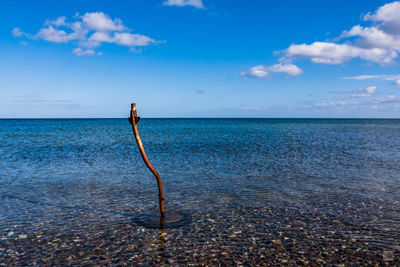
[{"xmin": 1, "ymin": 119, "xmax": 399, "ymax": 264}]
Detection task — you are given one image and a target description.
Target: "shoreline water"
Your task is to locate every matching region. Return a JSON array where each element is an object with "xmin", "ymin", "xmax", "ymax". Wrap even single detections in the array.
[{"xmin": 1, "ymin": 119, "xmax": 399, "ymax": 264}]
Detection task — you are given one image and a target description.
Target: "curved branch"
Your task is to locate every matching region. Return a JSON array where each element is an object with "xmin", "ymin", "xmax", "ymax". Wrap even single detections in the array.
[{"xmin": 129, "ymin": 103, "xmax": 165, "ymax": 218}]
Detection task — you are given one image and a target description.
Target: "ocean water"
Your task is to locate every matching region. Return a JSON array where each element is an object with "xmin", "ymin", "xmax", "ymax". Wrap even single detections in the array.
[{"xmin": 0, "ymin": 118, "xmax": 399, "ymax": 265}]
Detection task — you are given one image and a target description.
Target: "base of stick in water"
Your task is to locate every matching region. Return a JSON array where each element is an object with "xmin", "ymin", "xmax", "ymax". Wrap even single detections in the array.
[
  {"xmin": 129, "ymin": 103, "xmax": 165, "ymax": 218},
  {"xmin": 133, "ymin": 211, "xmax": 192, "ymax": 229}
]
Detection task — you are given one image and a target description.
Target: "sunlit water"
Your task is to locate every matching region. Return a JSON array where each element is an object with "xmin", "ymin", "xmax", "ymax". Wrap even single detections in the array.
[{"xmin": 1, "ymin": 119, "xmax": 399, "ymax": 265}]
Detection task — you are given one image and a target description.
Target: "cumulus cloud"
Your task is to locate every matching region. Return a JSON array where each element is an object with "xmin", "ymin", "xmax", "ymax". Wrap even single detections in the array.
[
  {"xmin": 113, "ymin": 32, "xmax": 156, "ymax": 46},
  {"xmin": 243, "ymin": 2, "xmax": 400, "ymax": 79},
  {"xmin": 83, "ymin": 31, "xmax": 157, "ymax": 48},
  {"xmin": 45, "ymin": 16, "xmax": 67, "ymax": 27},
  {"xmin": 363, "ymin": 1, "xmax": 400, "ymax": 31},
  {"xmin": 268, "ymin": 63, "xmax": 303, "ymax": 75},
  {"xmin": 72, "ymin": 48, "xmax": 95, "ymax": 56},
  {"xmin": 163, "ymin": 0, "xmax": 205, "ymax": 9},
  {"xmin": 37, "ymin": 26, "xmax": 76, "ymax": 43},
  {"xmin": 81, "ymin": 12, "xmax": 126, "ymax": 32},
  {"xmin": 365, "ymin": 86, "xmax": 377, "ymax": 94},
  {"xmin": 286, "ymin": 42, "xmax": 397, "ymax": 64},
  {"xmin": 242, "ymin": 63, "xmax": 303, "ymax": 79},
  {"xmin": 13, "ymin": 12, "xmax": 160, "ymax": 56},
  {"xmin": 242, "ymin": 65, "xmax": 269, "ymax": 78},
  {"xmin": 339, "ymin": 25, "xmax": 400, "ymax": 51},
  {"xmin": 283, "ymin": 1, "xmax": 400, "ymax": 65}
]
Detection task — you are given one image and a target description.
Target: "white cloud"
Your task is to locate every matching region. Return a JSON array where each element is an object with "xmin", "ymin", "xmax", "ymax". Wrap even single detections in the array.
[
  {"xmin": 72, "ymin": 48, "xmax": 95, "ymax": 56},
  {"xmin": 342, "ymin": 74, "xmax": 382, "ymax": 80},
  {"xmin": 342, "ymin": 74, "xmax": 400, "ymax": 88},
  {"xmin": 129, "ymin": 47, "xmax": 143, "ymax": 53},
  {"xmin": 268, "ymin": 63, "xmax": 303, "ymax": 75},
  {"xmin": 12, "ymin": 27, "xmax": 24, "ymax": 37},
  {"xmin": 376, "ymin": 94, "xmax": 400, "ymax": 103},
  {"xmin": 85, "ymin": 31, "xmax": 113, "ymax": 48},
  {"xmin": 310, "ymin": 93, "xmax": 400, "ymax": 111},
  {"xmin": 83, "ymin": 31, "xmax": 157, "ymax": 49},
  {"xmin": 314, "ymin": 101, "xmax": 351, "ymax": 108},
  {"xmin": 283, "ymin": 1, "xmax": 400, "ymax": 65},
  {"xmin": 113, "ymin": 32, "xmax": 156, "ymax": 46},
  {"xmin": 343, "ymin": 74, "xmax": 400, "ymax": 81},
  {"xmin": 243, "ymin": 65, "xmax": 269, "ymax": 78},
  {"xmin": 364, "ymin": 1, "xmax": 400, "ymax": 26},
  {"xmin": 331, "ymin": 86, "xmax": 378, "ymax": 99},
  {"xmin": 365, "ymin": 86, "xmax": 377, "ymax": 95},
  {"xmin": 163, "ymin": 0, "xmax": 205, "ymax": 9},
  {"xmin": 81, "ymin": 12, "xmax": 126, "ymax": 32},
  {"xmin": 13, "ymin": 12, "xmax": 160, "ymax": 56},
  {"xmin": 286, "ymin": 42, "xmax": 397, "ymax": 64},
  {"xmin": 242, "ymin": 63, "xmax": 303, "ymax": 79},
  {"xmin": 245, "ymin": 2, "xmax": 400, "ymax": 79},
  {"xmin": 242, "ymin": 106, "xmax": 264, "ymax": 111},
  {"xmin": 340, "ymin": 25, "xmax": 400, "ymax": 50},
  {"xmin": 45, "ymin": 16, "xmax": 67, "ymax": 27},
  {"xmin": 89, "ymin": 31, "xmax": 113, "ymax": 43},
  {"xmin": 350, "ymin": 86, "xmax": 377, "ymax": 97},
  {"xmin": 37, "ymin": 26, "xmax": 74, "ymax": 43}
]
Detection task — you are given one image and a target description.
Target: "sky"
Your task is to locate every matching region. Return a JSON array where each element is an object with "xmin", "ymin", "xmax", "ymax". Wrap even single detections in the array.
[{"xmin": 1, "ymin": 0, "xmax": 400, "ymax": 118}]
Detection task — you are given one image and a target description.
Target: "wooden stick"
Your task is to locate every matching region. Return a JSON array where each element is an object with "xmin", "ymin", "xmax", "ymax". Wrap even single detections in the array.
[{"xmin": 129, "ymin": 103, "xmax": 165, "ymax": 218}]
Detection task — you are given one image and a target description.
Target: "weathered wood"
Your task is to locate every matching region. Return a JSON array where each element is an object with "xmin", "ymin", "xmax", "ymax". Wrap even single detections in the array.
[{"xmin": 129, "ymin": 103, "xmax": 165, "ymax": 218}]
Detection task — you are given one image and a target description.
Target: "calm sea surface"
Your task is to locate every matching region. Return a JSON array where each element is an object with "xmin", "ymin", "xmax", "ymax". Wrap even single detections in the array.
[{"xmin": 1, "ymin": 119, "xmax": 400, "ymax": 265}]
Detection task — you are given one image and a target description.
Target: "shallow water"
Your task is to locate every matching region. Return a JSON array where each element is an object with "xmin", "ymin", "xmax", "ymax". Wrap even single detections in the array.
[{"xmin": 1, "ymin": 118, "xmax": 399, "ymax": 265}]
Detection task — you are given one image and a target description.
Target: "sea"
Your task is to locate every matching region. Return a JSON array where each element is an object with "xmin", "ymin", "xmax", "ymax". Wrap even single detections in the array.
[{"xmin": 1, "ymin": 118, "xmax": 399, "ymax": 265}]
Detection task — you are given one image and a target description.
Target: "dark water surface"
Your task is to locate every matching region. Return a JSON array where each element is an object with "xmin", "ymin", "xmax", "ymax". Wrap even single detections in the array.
[{"xmin": 1, "ymin": 119, "xmax": 399, "ymax": 265}]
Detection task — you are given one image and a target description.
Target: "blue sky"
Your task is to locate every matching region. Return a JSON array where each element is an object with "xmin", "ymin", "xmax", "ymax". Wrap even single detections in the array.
[{"xmin": 1, "ymin": 0, "xmax": 400, "ymax": 118}]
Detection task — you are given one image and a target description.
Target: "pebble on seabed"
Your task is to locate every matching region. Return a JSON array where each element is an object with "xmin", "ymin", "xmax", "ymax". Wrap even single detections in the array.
[{"xmin": 1, "ymin": 203, "xmax": 399, "ymax": 265}]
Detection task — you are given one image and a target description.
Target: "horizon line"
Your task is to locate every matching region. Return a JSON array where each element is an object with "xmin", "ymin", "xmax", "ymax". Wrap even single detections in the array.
[{"xmin": 1, "ymin": 117, "xmax": 400, "ymax": 120}]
